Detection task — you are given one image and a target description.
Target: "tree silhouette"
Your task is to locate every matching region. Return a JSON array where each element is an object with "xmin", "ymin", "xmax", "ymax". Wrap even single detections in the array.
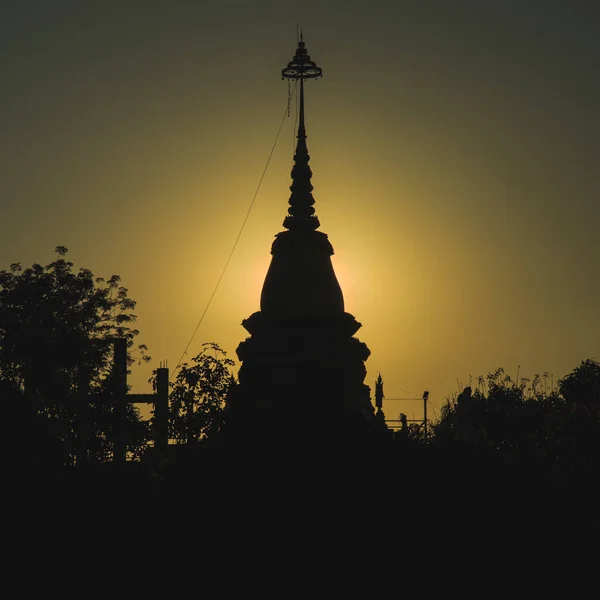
[
  {"xmin": 559, "ymin": 359, "xmax": 600, "ymax": 413},
  {"xmin": 0, "ymin": 246, "xmax": 150, "ymax": 468},
  {"xmin": 433, "ymin": 360, "xmax": 600, "ymax": 483},
  {"xmin": 151, "ymin": 342, "xmax": 235, "ymax": 445}
]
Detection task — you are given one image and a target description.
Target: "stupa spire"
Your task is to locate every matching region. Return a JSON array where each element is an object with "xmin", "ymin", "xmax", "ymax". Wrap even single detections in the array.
[{"xmin": 281, "ymin": 35, "xmax": 323, "ymax": 231}]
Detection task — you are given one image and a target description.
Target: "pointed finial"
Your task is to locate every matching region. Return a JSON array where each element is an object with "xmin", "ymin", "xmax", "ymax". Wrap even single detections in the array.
[{"xmin": 281, "ymin": 35, "xmax": 323, "ymax": 231}]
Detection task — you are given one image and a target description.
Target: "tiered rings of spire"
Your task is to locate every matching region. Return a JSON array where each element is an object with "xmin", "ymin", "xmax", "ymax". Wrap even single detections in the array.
[
  {"xmin": 281, "ymin": 34, "xmax": 322, "ymax": 231},
  {"xmin": 281, "ymin": 32, "xmax": 323, "ymax": 80}
]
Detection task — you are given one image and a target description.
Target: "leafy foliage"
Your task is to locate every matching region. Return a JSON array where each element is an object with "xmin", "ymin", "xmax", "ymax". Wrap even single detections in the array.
[
  {"xmin": 559, "ymin": 359, "xmax": 600, "ymax": 411},
  {"xmin": 0, "ymin": 247, "xmax": 151, "ymax": 466},
  {"xmin": 151, "ymin": 342, "xmax": 235, "ymax": 444},
  {"xmin": 433, "ymin": 360, "xmax": 600, "ymax": 481}
]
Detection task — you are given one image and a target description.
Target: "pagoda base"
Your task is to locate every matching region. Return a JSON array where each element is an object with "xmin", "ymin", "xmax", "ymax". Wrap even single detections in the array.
[{"xmin": 227, "ymin": 310, "xmax": 381, "ymax": 438}]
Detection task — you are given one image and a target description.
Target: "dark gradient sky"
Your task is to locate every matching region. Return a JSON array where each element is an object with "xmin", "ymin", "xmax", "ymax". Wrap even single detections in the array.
[{"xmin": 1, "ymin": 1, "xmax": 598, "ymax": 417}]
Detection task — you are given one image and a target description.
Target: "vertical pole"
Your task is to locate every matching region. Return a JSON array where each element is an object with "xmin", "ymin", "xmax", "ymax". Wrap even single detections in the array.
[
  {"xmin": 76, "ymin": 366, "xmax": 90, "ymax": 467},
  {"xmin": 113, "ymin": 338, "xmax": 128, "ymax": 464},
  {"xmin": 423, "ymin": 391, "xmax": 429, "ymax": 440},
  {"xmin": 299, "ymin": 76, "xmax": 305, "ymax": 132},
  {"xmin": 155, "ymin": 367, "xmax": 169, "ymax": 456}
]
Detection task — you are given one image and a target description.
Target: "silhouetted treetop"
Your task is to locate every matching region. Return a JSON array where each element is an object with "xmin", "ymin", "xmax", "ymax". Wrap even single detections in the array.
[
  {"xmin": 0, "ymin": 246, "xmax": 151, "ymax": 466},
  {"xmin": 433, "ymin": 360, "xmax": 600, "ymax": 483},
  {"xmin": 559, "ymin": 359, "xmax": 600, "ymax": 410},
  {"xmin": 151, "ymin": 342, "xmax": 235, "ymax": 445}
]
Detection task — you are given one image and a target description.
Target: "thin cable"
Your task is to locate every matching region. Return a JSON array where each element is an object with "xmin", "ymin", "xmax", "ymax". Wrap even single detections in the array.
[
  {"xmin": 171, "ymin": 94, "xmax": 295, "ymax": 381},
  {"xmin": 384, "ymin": 398, "xmax": 422, "ymax": 401}
]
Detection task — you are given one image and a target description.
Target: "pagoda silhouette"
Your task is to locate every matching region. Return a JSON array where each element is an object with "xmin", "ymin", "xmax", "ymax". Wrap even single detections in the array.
[{"xmin": 228, "ymin": 36, "xmax": 379, "ymax": 437}]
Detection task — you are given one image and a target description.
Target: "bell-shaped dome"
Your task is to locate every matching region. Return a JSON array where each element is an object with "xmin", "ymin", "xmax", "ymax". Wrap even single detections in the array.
[{"xmin": 260, "ymin": 230, "xmax": 344, "ymax": 317}]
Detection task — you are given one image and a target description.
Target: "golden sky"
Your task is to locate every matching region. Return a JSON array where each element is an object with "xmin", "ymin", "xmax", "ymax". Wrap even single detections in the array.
[{"xmin": 1, "ymin": 1, "xmax": 598, "ymax": 421}]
